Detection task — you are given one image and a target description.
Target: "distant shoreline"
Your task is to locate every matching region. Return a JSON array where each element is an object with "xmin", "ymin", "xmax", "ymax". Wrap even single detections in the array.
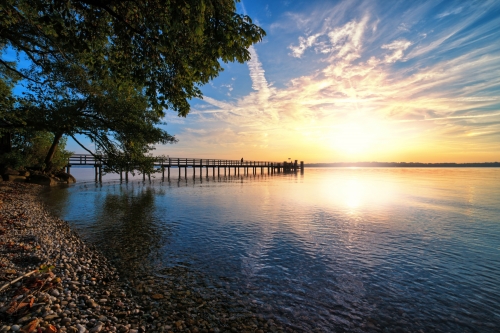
[{"xmin": 305, "ymin": 162, "xmax": 500, "ymax": 168}]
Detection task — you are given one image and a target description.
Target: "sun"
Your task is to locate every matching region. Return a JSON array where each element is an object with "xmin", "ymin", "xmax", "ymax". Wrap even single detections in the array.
[{"xmin": 333, "ymin": 122, "xmax": 374, "ymax": 155}]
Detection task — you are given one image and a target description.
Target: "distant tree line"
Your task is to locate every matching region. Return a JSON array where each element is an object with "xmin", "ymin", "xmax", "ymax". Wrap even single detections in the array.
[{"xmin": 0, "ymin": 0, "xmax": 265, "ymax": 173}]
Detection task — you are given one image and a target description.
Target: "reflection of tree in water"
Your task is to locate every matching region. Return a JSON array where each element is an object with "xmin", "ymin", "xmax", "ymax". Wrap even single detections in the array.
[
  {"xmin": 40, "ymin": 185, "xmax": 71, "ymax": 217},
  {"xmin": 91, "ymin": 185, "xmax": 172, "ymax": 277}
]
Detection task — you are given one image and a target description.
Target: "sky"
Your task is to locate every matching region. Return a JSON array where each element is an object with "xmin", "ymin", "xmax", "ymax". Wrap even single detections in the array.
[{"xmin": 75, "ymin": 0, "xmax": 500, "ymax": 162}]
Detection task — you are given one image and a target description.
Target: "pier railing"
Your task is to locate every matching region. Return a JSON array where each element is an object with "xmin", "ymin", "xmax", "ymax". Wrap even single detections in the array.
[{"xmin": 66, "ymin": 154, "xmax": 304, "ymax": 182}]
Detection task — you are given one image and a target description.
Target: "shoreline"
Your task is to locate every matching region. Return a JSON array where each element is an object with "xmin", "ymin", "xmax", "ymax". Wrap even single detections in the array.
[
  {"xmin": 0, "ymin": 182, "xmax": 148, "ymax": 333},
  {"xmin": 0, "ymin": 182, "xmax": 286, "ymax": 333}
]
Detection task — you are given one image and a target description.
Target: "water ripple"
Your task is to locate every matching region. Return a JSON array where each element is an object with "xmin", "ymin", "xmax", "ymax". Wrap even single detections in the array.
[{"xmin": 43, "ymin": 168, "xmax": 500, "ymax": 332}]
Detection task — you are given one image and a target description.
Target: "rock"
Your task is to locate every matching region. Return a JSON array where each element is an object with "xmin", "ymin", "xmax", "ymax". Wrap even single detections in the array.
[
  {"xmin": 27, "ymin": 174, "xmax": 57, "ymax": 186},
  {"xmin": 44, "ymin": 314, "xmax": 59, "ymax": 320},
  {"xmin": 151, "ymin": 294, "xmax": 164, "ymax": 300},
  {"xmin": 76, "ymin": 324, "xmax": 86, "ymax": 333},
  {"xmin": 10, "ymin": 325, "xmax": 20, "ymax": 332},
  {"xmin": 55, "ymin": 172, "xmax": 77, "ymax": 184},
  {"xmin": 61, "ymin": 318, "xmax": 72, "ymax": 325},
  {"xmin": 5, "ymin": 175, "xmax": 26, "ymax": 182},
  {"xmin": 51, "ymin": 289, "xmax": 61, "ymax": 297},
  {"xmin": 89, "ymin": 322, "xmax": 103, "ymax": 333},
  {"xmin": 17, "ymin": 315, "xmax": 33, "ymax": 324}
]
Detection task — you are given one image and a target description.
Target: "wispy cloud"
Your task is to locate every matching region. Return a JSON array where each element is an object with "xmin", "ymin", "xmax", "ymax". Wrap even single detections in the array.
[
  {"xmin": 166, "ymin": 0, "xmax": 500, "ymax": 162},
  {"xmin": 436, "ymin": 6, "xmax": 463, "ymax": 19}
]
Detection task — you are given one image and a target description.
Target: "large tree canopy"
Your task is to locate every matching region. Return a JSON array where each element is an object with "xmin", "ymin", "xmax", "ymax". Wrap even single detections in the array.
[
  {"xmin": 0, "ymin": 0, "xmax": 265, "ymax": 172},
  {"xmin": 0, "ymin": 0, "xmax": 266, "ymax": 115}
]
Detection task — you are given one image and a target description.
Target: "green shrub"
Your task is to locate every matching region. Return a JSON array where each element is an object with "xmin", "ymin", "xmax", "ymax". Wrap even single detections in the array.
[{"xmin": 0, "ymin": 130, "xmax": 72, "ymax": 171}]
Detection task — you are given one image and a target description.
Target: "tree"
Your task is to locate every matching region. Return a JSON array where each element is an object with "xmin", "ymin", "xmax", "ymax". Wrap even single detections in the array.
[
  {"xmin": 0, "ymin": 129, "xmax": 72, "ymax": 171},
  {"xmin": 1, "ymin": 0, "xmax": 265, "ymax": 172},
  {"xmin": 14, "ymin": 60, "xmax": 176, "ymax": 172},
  {"xmin": 0, "ymin": 0, "xmax": 266, "ymax": 115}
]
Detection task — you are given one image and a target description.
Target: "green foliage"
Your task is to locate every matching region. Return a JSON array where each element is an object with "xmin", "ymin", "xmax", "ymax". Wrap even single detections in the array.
[
  {"xmin": 1, "ymin": 0, "xmax": 265, "ymax": 171},
  {"xmin": 0, "ymin": 129, "xmax": 72, "ymax": 170},
  {"xmin": 1, "ymin": 0, "xmax": 266, "ymax": 116}
]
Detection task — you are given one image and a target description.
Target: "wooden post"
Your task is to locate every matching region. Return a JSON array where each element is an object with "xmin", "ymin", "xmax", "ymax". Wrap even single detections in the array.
[
  {"xmin": 120, "ymin": 169, "xmax": 123, "ymax": 181},
  {"xmin": 162, "ymin": 166, "xmax": 165, "ymax": 181},
  {"xmin": 95, "ymin": 166, "xmax": 98, "ymax": 181},
  {"xmin": 99, "ymin": 166, "xmax": 102, "ymax": 182}
]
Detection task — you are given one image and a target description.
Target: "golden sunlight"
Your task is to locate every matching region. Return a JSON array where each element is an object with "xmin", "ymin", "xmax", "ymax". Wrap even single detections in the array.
[{"xmin": 331, "ymin": 120, "xmax": 386, "ymax": 156}]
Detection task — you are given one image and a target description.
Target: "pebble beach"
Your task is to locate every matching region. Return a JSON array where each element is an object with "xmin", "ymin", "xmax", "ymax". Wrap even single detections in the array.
[{"xmin": 0, "ymin": 182, "xmax": 287, "ymax": 333}]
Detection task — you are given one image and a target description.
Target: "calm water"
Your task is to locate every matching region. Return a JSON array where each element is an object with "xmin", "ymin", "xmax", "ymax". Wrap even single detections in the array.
[{"xmin": 43, "ymin": 168, "xmax": 500, "ymax": 332}]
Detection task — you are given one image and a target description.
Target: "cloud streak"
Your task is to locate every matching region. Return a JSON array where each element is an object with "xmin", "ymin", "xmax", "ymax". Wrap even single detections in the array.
[{"xmin": 166, "ymin": 0, "xmax": 500, "ymax": 162}]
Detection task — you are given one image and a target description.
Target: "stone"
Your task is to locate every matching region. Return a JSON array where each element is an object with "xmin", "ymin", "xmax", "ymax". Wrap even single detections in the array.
[
  {"xmin": 50, "ymin": 289, "xmax": 61, "ymax": 297},
  {"xmin": 5, "ymin": 175, "xmax": 26, "ymax": 182},
  {"xmin": 44, "ymin": 314, "xmax": 59, "ymax": 320},
  {"xmin": 76, "ymin": 324, "xmax": 86, "ymax": 333},
  {"xmin": 11, "ymin": 325, "xmax": 20, "ymax": 332},
  {"xmin": 89, "ymin": 322, "xmax": 103, "ymax": 333},
  {"xmin": 61, "ymin": 318, "xmax": 72, "ymax": 325},
  {"xmin": 151, "ymin": 294, "xmax": 164, "ymax": 300},
  {"xmin": 17, "ymin": 315, "xmax": 32, "ymax": 324},
  {"xmin": 27, "ymin": 174, "xmax": 57, "ymax": 186},
  {"xmin": 55, "ymin": 172, "xmax": 77, "ymax": 184}
]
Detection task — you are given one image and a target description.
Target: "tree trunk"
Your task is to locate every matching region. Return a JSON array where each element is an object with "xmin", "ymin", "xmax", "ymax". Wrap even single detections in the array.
[{"xmin": 44, "ymin": 132, "xmax": 64, "ymax": 172}]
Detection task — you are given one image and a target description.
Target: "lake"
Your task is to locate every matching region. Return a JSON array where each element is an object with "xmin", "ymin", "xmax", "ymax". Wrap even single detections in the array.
[{"xmin": 42, "ymin": 167, "xmax": 500, "ymax": 332}]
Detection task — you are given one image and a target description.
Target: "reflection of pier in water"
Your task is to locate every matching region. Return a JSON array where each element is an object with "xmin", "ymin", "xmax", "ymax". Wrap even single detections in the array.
[{"xmin": 66, "ymin": 155, "xmax": 304, "ymax": 182}]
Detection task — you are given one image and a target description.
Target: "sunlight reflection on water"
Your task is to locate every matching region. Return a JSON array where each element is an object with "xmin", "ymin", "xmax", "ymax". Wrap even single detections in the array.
[{"xmin": 43, "ymin": 168, "xmax": 500, "ymax": 332}]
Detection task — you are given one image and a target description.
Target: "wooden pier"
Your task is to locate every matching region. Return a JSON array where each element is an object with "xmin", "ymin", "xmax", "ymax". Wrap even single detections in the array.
[{"xmin": 66, "ymin": 154, "xmax": 304, "ymax": 182}]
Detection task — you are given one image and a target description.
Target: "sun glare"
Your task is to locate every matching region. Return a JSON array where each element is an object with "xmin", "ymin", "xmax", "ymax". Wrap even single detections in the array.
[{"xmin": 332, "ymin": 122, "xmax": 376, "ymax": 155}]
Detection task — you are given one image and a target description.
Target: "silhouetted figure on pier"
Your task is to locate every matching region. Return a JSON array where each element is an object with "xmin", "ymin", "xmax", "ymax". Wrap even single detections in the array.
[{"xmin": 241, "ymin": 157, "xmax": 243, "ymax": 164}]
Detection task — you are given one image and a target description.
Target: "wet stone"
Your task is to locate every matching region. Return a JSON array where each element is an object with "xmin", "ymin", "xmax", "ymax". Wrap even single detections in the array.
[{"xmin": 0, "ymin": 183, "xmax": 286, "ymax": 333}]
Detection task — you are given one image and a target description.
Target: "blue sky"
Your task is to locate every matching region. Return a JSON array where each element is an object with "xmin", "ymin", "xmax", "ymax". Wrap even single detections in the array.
[{"xmin": 70, "ymin": 0, "xmax": 500, "ymax": 162}]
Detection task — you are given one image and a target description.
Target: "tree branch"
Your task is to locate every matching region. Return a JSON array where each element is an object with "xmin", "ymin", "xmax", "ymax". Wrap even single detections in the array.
[
  {"xmin": 0, "ymin": 59, "xmax": 40, "ymax": 83},
  {"xmin": 77, "ymin": 0, "xmax": 147, "ymax": 38}
]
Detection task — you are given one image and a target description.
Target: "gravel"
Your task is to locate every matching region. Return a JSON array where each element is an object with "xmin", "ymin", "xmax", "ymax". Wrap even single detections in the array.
[{"xmin": 0, "ymin": 182, "xmax": 292, "ymax": 333}]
